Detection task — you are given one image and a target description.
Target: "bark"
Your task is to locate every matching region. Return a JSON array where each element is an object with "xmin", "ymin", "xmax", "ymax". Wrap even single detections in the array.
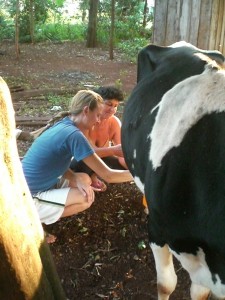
[
  {"xmin": 142, "ymin": 0, "xmax": 148, "ymax": 28},
  {"xmin": 109, "ymin": 0, "xmax": 115, "ymax": 60},
  {"xmin": 29, "ymin": 0, "xmax": 35, "ymax": 44},
  {"xmin": 86, "ymin": 0, "xmax": 99, "ymax": 48},
  {"xmin": 15, "ymin": 0, "xmax": 20, "ymax": 59},
  {"xmin": 0, "ymin": 77, "xmax": 66, "ymax": 299}
]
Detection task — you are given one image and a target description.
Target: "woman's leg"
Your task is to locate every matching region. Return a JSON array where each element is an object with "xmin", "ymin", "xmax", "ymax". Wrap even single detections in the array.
[{"xmin": 61, "ymin": 187, "xmax": 95, "ymax": 218}]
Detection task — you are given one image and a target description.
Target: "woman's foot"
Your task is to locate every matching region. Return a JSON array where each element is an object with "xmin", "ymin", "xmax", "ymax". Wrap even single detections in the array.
[{"xmin": 45, "ymin": 231, "xmax": 57, "ymax": 244}]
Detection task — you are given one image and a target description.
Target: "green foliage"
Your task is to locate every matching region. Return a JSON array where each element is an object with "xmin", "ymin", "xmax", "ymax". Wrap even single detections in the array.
[
  {"xmin": 138, "ymin": 240, "xmax": 147, "ymax": 250},
  {"xmin": 0, "ymin": 0, "xmax": 153, "ymax": 62},
  {"xmin": 118, "ymin": 37, "xmax": 150, "ymax": 62},
  {"xmin": 0, "ymin": 14, "xmax": 14, "ymax": 40},
  {"xmin": 47, "ymin": 94, "xmax": 71, "ymax": 108},
  {"xmin": 96, "ymin": 0, "xmax": 152, "ymax": 49},
  {"xmin": 36, "ymin": 22, "xmax": 87, "ymax": 42},
  {"xmin": 1, "ymin": 0, "xmax": 66, "ymax": 42}
]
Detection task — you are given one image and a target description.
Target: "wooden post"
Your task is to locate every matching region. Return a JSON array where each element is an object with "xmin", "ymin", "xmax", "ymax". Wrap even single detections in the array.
[
  {"xmin": 153, "ymin": 0, "xmax": 225, "ymax": 55},
  {"xmin": 0, "ymin": 77, "xmax": 66, "ymax": 300}
]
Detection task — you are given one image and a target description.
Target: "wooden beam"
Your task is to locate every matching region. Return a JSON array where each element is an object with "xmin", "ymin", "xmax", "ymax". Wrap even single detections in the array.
[{"xmin": 0, "ymin": 77, "xmax": 66, "ymax": 299}]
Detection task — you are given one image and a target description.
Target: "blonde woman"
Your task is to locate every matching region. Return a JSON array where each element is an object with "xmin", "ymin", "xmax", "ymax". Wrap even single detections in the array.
[{"xmin": 22, "ymin": 90, "xmax": 133, "ymax": 232}]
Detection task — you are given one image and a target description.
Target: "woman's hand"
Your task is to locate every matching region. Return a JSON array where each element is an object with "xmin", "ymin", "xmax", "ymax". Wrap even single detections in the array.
[
  {"xmin": 64, "ymin": 170, "xmax": 100, "ymax": 203},
  {"xmin": 111, "ymin": 144, "xmax": 124, "ymax": 157},
  {"xmin": 72, "ymin": 173, "xmax": 96, "ymax": 203}
]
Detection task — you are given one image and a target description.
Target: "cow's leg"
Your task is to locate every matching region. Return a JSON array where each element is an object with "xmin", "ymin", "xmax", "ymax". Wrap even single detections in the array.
[
  {"xmin": 151, "ymin": 243, "xmax": 177, "ymax": 300},
  {"xmin": 190, "ymin": 283, "xmax": 210, "ymax": 300},
  {"xmin": 172, "ymin": 249, "xmax": 211, "ymax": 300}
]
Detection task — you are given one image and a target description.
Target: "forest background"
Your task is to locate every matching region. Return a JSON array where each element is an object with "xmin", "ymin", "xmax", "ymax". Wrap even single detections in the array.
[{"xmin": 0, "ymin": 0, "xmax": 154, "ymax": 62}]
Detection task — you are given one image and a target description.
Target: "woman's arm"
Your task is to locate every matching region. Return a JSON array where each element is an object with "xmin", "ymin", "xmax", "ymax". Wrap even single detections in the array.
[
  {"xmin": 83, "ymin": 153, "xmax": 133, "ymax": 183},
  {"xmin": 94, "ymin": 144, "xmax": 124, "ymax": 158},
  {"xmin": 110, "ymin": 115, "xmax": 122, "ymax": 146}
]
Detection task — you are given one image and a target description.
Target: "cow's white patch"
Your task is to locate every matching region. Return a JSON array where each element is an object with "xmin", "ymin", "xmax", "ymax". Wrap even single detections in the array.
[
  {"xmin": 133, "ymin": 176, "xmax": 144, "ymax": 193},
  {"xmin": 150, "ymin": 67, "xmax": 225, "ymax": 169},
  {"xmin": 170, "ymin": 41, "xmax": 199, "ymax": 50},
  {"xmin": 171, "ymin": 248, "xmax": 225, "ymax": 298}
]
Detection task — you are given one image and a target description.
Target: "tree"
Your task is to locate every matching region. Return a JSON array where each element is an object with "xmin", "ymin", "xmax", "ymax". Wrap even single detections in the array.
[
  {"xmin": 79, "ymin": 0, "xmax": 89, "ymax": 22},
  {"xmin": 86, "ymin": 0, "xmax": 99, "ymax": 48},
  {"xmin": 15, "ymin": 0, "xmax": 20, "ymax": 58},
  {"xmin": 142, "ymin": 0, "xmax": 148, "ymax": 28},
  {"xmin": 0, "ymin": 77, "xmax": 66, "ymax": 299},
  {"xmin": 29, "ymin": 0, "xmax": 35, "ymax": 43},
  {"xmin": 109, "ymin": 0, "xmax": 115, "ymax": 59}
]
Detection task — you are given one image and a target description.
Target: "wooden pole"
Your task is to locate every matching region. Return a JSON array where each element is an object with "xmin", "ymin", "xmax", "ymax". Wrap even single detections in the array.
[{"xmin": 0, "ymin": 77, "xmax": 66, "ymax": 300}]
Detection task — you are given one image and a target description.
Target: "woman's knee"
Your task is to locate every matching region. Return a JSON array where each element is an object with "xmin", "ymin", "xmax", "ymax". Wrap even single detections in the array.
[{"xmin": 66, "ymin": 188, "xmax": 95, "ymax": 206}]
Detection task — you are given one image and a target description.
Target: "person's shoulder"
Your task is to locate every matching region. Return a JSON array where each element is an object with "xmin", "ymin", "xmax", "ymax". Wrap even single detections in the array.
[{"xmin": 110, "ymin": 115, "xmax": 121, "ymax": 126}]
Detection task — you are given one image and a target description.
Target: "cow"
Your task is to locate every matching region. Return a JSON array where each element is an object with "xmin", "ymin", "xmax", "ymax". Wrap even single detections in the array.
[{"xmin": 121, "ymin": 41, "xmax": 225, "ymax": 299}]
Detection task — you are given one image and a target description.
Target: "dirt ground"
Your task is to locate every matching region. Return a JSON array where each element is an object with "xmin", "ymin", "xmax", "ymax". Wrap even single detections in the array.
[{"xmin": 1, "ymin": 41, "xmax": 191, "ymax": 299}]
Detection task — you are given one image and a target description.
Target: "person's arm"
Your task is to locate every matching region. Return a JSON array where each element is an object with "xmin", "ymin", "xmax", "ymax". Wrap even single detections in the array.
[
  {"xmin": 94, "ymin": 144, "xmax": 124, "ymax": 158},
  {"xmin": 110, "ymin": 116, "xmax": 122, "ymax": 146},
  {"xmin": 91, "ymin": 116, "xmax": 124, "ymax": 158},
  {"xmin": 83, "ymin": 153, "xmax": 133, "ymax": 183}
]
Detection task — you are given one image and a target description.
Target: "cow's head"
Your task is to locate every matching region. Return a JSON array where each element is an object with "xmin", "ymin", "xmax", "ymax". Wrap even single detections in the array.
[
  {"xmin": 137, "ymin": 41, "xmax": 225, "ymax": 82},
  {"xmin": 123, "ymin": 40, "xmax": 225, "ymax": 137}
]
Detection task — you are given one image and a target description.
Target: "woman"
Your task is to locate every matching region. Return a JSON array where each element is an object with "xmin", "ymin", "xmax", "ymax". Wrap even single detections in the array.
[
  {"xmin": 70, "ymin": 86, "xmax": 127, "ymax": 191},
  {"xmin": 22, "ymin": 90, "xmax": 133, "ymax": 229}
]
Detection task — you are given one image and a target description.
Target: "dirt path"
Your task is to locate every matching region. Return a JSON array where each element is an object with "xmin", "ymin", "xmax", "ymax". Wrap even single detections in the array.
[{"xmin": 1, "ymin": 41, "xmax": 136, "ymax": 96}]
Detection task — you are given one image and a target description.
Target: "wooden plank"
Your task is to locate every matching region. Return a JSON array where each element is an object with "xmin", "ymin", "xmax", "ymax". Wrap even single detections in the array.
[
  {"xmin": 179, "ymin": 0, "xmax": 193, "ymax": 42},
  {"xmin": 215, "ymin": 0, "xmax": 224, "ymax": 52},
  {"xmin": 153, "ymin": 0, "xmax": 225, "ymax": 52},
  {"xmin": 165, "ymin": 0, "xmax": 180, "ymax": 45},
  {"xmin": 11, "ymin": 88, "xmax": 78, "ymax": 101},
  {"xmin": 209, "ymin": 0, "xmax": 220, "ymax": 50},
  {"xmin": 15, "ymin": 116, "xmax": 51, "ymax": 126},
  {"xmin": 152, "ymin": 0, "xmax": 168, "ymax": 45},
  {"xmin": 219, "ymin": 1, "xmax": 225, "ymax": 54},
  {"xmin": 189, "ymin": 0, "xmax": 201, "ymax": 45},
  {"xmin": 197, "ymin": 0, "xmax": 213, "ymax": 49}
]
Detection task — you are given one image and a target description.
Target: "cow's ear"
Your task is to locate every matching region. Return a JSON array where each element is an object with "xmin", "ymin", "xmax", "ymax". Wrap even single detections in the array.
[
  {"xmin": 204, "ymin": 51, "xmax": 225, "ymax": 66},
  {"xmin": 195, "ymin": 53, "xmax": 223, "ymax": 70},
  {"xmin": 137, "ymin": 44, "xmax": 168, "ymax": 82}
]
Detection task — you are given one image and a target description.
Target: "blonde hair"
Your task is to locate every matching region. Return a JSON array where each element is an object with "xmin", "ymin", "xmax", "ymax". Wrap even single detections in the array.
[
  {"xmin": 31, "ymin": 90, "xmax": 103, "ymax": 139},
  {"xmin": 69, "ymin": 90, "xmax": 103, "ymax": 115}
]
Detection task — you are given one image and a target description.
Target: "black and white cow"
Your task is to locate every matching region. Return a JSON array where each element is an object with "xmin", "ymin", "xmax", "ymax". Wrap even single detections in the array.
[{"xmin": 121, "ymin": 41, "xmax": 225, "ymax": 299}]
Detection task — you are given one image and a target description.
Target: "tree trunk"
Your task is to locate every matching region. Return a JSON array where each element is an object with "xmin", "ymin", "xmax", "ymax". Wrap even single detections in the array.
[
  {"xmin": 86, "ymin": 0, "xmax": 99, "ymax": 48},
  {"xmin": 109, "ymin": 0, "xmax": 115, "ymax": 60},
  {"xmin": 142, "ymin": 0, "xmax": 148, "ymax": 28},
  {"xmin": 29, "ymin": 0, "xmax": 35, "ymax": 44},
  {"xmin": 0, "ymin": 77, "xmax": 66, "ymax": 300},
  {"xmin": 15, "ymin": 0, "xmax": 20, "ymax": 58}
]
